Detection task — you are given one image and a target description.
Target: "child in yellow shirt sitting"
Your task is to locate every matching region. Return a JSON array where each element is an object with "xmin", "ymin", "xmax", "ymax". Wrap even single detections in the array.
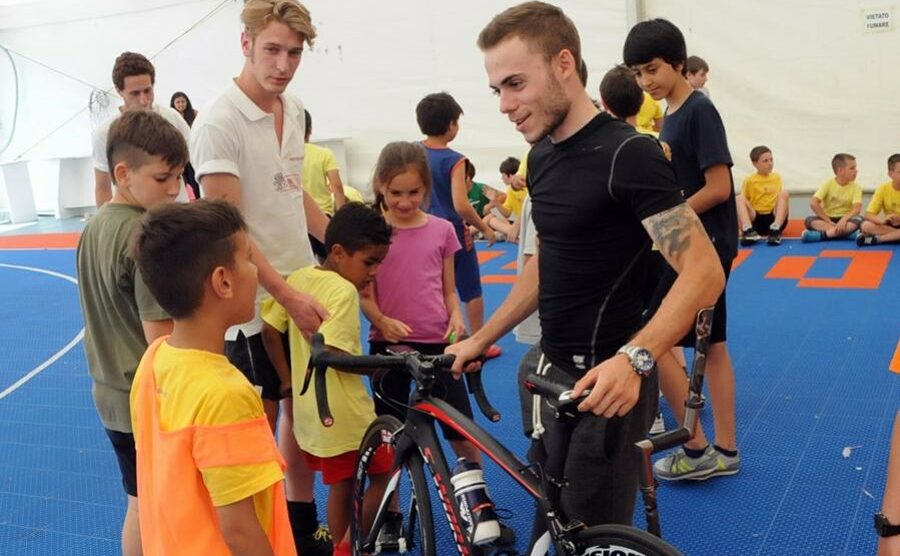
[
  {"xmin": 802, "ymin": 153, "xmax": 864, "ymax": 242},
  {"xmin": 737, "ymin": 145, "xmax": 790, "ymax": 246},
  {"xmin": 858, "ymin": 153, "xmax": 900, "ymax": 246}
]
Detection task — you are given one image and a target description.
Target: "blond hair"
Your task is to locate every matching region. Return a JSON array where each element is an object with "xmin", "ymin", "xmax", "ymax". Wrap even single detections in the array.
[{"xmin": 241, "ymin": 0, "xmax": 317, "ymax": 45}]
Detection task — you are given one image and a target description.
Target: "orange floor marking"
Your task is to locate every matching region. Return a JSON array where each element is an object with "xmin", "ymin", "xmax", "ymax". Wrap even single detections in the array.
[
  {"xmin": 0, "ymin": 233, "xmax": 81, "ymax": 249},
  {"xmin": 798, "ymin": 250, "xmax": 892, "ymax": 289},
  {"xmin": 476, "ymin": 251, "xmax": 504, "ymax": 264},
  {"xmin": 890, "ymin": 340, "xmax": 900, "ymax": 374},
  {"xmin": 731, "ymin": 249, "xmax": 751, "ymax": 270},
  {"xmin": 502, "ymin": 260, "xmax": 518, "ymax": 271},
  {"xmin": 766, "ymin": 256, "xmax": 816, "ymax": 279},
  {"xmin": 782, "ymin": 219, "xmax": 806, "ymax": 238},
  {"xmin": 481, "ymin": 275, "xmax": 516, "ymax": 284}
]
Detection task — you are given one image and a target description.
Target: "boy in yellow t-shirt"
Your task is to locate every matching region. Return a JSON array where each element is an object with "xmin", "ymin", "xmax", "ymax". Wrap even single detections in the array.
[
  {"xmin": 261, "ymin": 203, "xmax": 393, "ymax": 555},
  {"xmin": 303, "ymin": 109, "xmax": 347, "ymax": 260},
  {"xmin": 802, "ymin": 153, "xmax": 864, "ymax": 242},
  {"xmin": 130, "ymin": 200, "xmax": 295, "ymax": 555},
  {"xmin": 858, "ymin": 153, "xmax": 900, "ymax": 246},
  {"xmin": 737, "ymin": 145, "xmax": 790, "ymax": 246},
  {"xmin": 482, "ymin": 156, "xmax": 527, "ymax": 242}
]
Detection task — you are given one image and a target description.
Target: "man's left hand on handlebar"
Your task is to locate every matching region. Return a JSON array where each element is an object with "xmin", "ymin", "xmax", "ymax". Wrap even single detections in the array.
[{"xmin": 571, "ymin": 354, "xmax": 642, "ymax": 418}]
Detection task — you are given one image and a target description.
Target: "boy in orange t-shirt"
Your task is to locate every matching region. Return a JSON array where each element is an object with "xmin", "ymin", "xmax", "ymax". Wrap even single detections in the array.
[{"xmin": 130, "ymin": 200, "xmax": 295, "ymax": 555}]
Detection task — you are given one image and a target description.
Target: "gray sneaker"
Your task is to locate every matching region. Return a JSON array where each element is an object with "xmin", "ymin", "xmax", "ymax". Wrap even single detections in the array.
[{"xmin": 653, "ymin": 446, "xmax": 740, "ymax": 481}]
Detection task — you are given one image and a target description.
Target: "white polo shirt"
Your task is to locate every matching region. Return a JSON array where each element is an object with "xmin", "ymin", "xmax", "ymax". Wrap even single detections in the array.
[
  {"xmin": 190, "ymin": 79, "xmax": 315, "ymax": 338},
  {"xmin": 91, "ymin": 104, "xmax": 191, "ymax": 203}
]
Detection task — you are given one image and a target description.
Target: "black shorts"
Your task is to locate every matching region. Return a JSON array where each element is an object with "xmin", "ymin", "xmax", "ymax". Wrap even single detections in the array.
[
  {"xmin": 369, "ymin": 341, "xmax": 473, "ymax": 441},
  {"xmin": 105, "ymin": 429, "xmax": 137, "ymax": 497},
  {"xmin": 525, "ymin": 359, "xmax": 658, "ymax": 528},
  {"xmin": 751, "ymin": 212, "xmax": 787, "ymax": 235},
  {"xmin": 226, "ymin": 331, "xmax": 284, "ymax": 401},
  {"xmin": 648, "ymin": 254, "xmax": 732, "ymax": 346}
]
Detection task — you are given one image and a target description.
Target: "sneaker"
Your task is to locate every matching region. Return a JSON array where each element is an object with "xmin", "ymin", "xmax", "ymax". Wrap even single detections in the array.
[
  {"xmin": 857, "ymin": 234, "xmax": 878, "ymax": 247},
  {"xmin": 297, "ymin": 524, "xmax": 333, "ymax": 556},
  {"xmin": 649, "ymin": 412, "xmax": 666, "ymax": 435},
  {"xmin": 484, "ymin": 344, "xmax": 503, "ymax": 360},
  {"xmin": 653, "ymin": 446, "xmax": 740, "ymax": 481},
  {"xmin": 740, "ymin": 229, "xmax": 762, "ymax": 246},
  {"xmin": 766, "ymin": 229, "xmax": 782, "ymax": 245},
  {"xmin": 375, "ymin": 511, "xmax": 403, "ymax": 553},
  {"xmin": 801, "ymin": 230, "xmax": 824, "ymax": 243},
  {"xmin": 847, "ymin": 230, "xmax": 860, "ymax": 241},
  {"xmin": 494, "ymin": 232, "xmax": 508, "ymax": 242}
]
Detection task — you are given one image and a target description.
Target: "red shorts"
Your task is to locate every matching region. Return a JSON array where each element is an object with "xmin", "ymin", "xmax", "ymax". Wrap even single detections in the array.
[{"xmin": 303, "ymin": 445, "xmax": 394, "ymax": 485}]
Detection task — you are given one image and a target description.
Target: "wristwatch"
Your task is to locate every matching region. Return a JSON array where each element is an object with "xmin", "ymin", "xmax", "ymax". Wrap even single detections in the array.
[
  {"xmin": 874, "ymin": 513, "xmax": 900, "ymax": 537},
  {"xmin": 616, "ymin": 345, "xmax": 656, "ymax": 377}
]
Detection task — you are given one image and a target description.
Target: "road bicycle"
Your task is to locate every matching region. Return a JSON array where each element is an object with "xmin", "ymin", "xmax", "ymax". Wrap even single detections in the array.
[{"xmin": 304, "ymin": 307, "xmax": 714, "ymax": 555}]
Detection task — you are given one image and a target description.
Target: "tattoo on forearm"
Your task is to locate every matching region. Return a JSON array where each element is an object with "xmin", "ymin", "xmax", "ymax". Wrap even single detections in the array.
[{"xmin": 643, "ymin": 204, "xmax": 704, "ymax": 261}]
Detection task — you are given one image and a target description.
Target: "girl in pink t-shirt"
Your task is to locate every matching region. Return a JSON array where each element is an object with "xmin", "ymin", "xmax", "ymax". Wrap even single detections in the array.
[{"xmin": 360, "ymin": 140, "xmax": 485, "ymax": 461}]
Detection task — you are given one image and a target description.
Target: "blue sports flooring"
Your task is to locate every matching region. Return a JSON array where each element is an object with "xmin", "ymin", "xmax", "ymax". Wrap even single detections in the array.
[{"xmin": 0, "ymin": 239, "xmax": 897, "ymax": 555}]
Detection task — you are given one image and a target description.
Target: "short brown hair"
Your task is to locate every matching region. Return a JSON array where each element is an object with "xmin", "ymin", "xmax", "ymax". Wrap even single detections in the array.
[
  {"xmin": 112, "ymin": 52, "xmax": 155, "ymax": 91},
  {"xmin": 599, "ymin": 64, "xmax": 643, "ymax": 119},
  {"xmin": 477, "ymin": 1, "xmax": 581, "ymax": 69},
  {"xmin": 686, "ymin": 55, "xmax": 709, "ymax": 74},
  {"xmin": 888, "ymin": 154, "xmax": 900, "ymax": 171},
  {"xmin": 106, "ymin": 111, "xmax": 189, "ymax": 183},
  {"xmin": 832, "ymin": 153, "xmax": 856, "ymax": 173},
  {"xmin": 242, "ymin": 0, "xmax": 316, "ymax": 45},
  {"xmin": 373, "ymin": 141, "xmax": 431, "ymax": 211},
  {"xmin": 131, "ymin": 200, "xmax": 248, "ymax": 319},
  {"xmin": 749, "ymin": 145, "xmax": 771, "ymax": 163}
]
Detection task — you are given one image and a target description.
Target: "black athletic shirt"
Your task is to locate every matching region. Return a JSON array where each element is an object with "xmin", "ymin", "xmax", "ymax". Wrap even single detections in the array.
[
  {"xmin": 528, "ymin": 113, "xmax": 683, "ymax": 377},
  {"xmin": 659, "ymin": 91, "xmax": 738, "ymax": 260}
]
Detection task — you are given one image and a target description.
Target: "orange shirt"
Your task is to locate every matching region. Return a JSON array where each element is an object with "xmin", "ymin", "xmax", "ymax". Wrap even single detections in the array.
[{"xmin": 131, "ymin": 338, "xmax": 296, "ymax": 555}]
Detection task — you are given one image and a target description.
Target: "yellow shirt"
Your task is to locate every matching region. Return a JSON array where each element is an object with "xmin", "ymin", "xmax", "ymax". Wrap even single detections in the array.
[
  {"xmin": 502, "ymin": 186, "xmax": 528, "ymax": 217},
  {"xmin": 302, "ymin": 143, "xmax": 341, "ymax": 215},
  {"xmin": 636, "ymin": 92, "xmax": 664, "ymax": 135},
  {"xmin": 866, "ymin": 181, "xmax": 900, "ymax": 217},
  {"xmin": 131, "ymin": 341, "xmax": 282, "ymax": 525},
  {"xmin": 261, "ymin": 266, "xmax": 376, "ymax": 457},
  {"xmin": 343, "ymin": 185, "xmax": 364, "ymax": 203},
  {"xmin": 814, "ymin": 178, "xmax": 863, "ymax": 218},
  {"xmin": 516, "ymin": 150, "xmax": 529, "ymax": 179},
  {"xmin": 741, "ymin": 172, "xmax": 783, "ymax": 214}
]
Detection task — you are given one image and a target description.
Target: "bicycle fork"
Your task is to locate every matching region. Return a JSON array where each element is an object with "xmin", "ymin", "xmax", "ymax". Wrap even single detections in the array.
[{"xmin": 635, "ymin": 306, "xmax": 715, "ymax": 538}]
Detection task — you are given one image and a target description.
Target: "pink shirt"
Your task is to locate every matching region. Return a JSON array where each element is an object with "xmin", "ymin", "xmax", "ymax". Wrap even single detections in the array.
[{"xmin": 371, "ymin": 215, "xmax": 461, "ymax": 343}]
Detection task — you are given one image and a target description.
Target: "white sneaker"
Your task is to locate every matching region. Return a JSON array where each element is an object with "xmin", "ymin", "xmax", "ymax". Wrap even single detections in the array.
[{"xmin": 649, "ymin": 412, "xmax": 666, "ymax": 435}]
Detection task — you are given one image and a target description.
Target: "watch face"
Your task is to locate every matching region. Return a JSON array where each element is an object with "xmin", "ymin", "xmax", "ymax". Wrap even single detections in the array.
[{"xmin": 633, "ymin": 348, "xmax": 655, "ymax": 373}]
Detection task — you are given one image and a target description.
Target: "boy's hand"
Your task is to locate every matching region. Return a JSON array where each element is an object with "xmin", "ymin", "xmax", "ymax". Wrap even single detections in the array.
[
  {"xmin": 483, "ymin": 228, "xmax": 497, "ymax": 247},
  {"xmin": 835, "ymin": 216, "xmax": 849, "ymax": 235},
  {"xmin": 377, "ymin": 316, "xmax": 412, "ymax": 343},
  {"xmin": 887, "ymin": 214, "xmax": 900, "ymax": 226},
  {"xmin": 284, "ymin": 291, "xmax": 329, "ymax": 339},
  {"xmin": 572, "ymin": 354, "xmax": 641, "ymax": 418},
  {"xmin": 279, "ymin": 381, "xmax": 293, "ymax": 399}
]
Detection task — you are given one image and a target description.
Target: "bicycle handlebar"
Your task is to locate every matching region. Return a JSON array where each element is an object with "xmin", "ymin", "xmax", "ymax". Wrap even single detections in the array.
[{"xmin": 307, "ymin": 333, "xmax": 500, "ymax": 426}]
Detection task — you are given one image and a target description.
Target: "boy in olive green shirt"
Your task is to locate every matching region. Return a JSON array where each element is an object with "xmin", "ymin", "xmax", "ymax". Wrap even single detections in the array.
[{"xmin": 76, "ymin": 110, "xmax": 187, "ymax": 555}]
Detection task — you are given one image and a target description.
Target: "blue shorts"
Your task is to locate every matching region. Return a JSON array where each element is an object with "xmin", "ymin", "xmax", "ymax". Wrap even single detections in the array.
[{"xmin": 454, "ymin": 227, "xmax": 482, "ymax": 303}]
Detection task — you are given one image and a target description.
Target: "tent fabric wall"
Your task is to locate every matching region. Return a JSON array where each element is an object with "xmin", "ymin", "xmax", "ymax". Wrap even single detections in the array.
[
  {"xmin": 644, "ymin": 0, "xmax": 900, "ymax": 192},
  {"xmin": 0, "ymin": 0, "xmax": 629, "ymax": 194}
]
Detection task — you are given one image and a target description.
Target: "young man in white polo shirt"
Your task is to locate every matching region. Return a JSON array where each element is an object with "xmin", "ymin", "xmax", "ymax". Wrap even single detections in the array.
[
  {"xmin": 189, "ymin": 1, "xmax": 331, "ymax": 554},
  {"xmin": 92, "ymin": 52, "xmax": 191, "ymax": 207}
]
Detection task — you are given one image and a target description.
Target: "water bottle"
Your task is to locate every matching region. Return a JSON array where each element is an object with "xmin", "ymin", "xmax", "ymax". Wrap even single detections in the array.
[{"xmin": 450, "ymin": 457, "xmax": 501, "ymax": 545}]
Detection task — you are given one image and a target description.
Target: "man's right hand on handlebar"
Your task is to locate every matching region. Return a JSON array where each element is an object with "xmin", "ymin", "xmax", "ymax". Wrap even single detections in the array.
[{"xmin": 445, "ymin": 335, "xmax": 486, "ymax": 377}]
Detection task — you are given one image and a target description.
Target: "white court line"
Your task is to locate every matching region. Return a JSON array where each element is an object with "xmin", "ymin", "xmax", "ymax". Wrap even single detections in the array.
[{"xmin": 0, "ymin": 263, "xmax": 84, "ymax": 400}]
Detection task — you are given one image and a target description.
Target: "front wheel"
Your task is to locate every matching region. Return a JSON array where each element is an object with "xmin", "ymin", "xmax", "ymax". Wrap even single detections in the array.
[
  {"xmin": 568, "ymin": 524, "xmax": 683, "ymax": 556},
  {"xmin": 351, "ymin": 415, "xmax": 436, "ymax": 556}
]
